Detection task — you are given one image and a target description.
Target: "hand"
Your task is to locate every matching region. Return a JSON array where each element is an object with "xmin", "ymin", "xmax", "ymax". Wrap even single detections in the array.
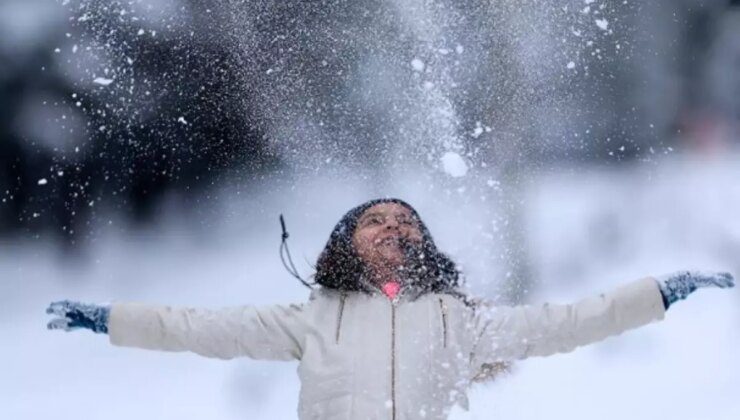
[
  {"xmin": 46, "ymin": 300, "xmax": 110, "ymax": 334},
  {"xmin": 657, "ymin": 271, "xmax": 735, "ymax": 309}
]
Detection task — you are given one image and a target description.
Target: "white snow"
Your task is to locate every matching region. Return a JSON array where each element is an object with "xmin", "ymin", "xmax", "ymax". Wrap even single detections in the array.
[
  {"xmin": 177, "ymin": 116, "xmax": 188, "ymax": 125},
  {"xmin": 410, "ymin": 58, "xmax": 425, "ymax": 72},
  {"xmin": 595, "ymin": 19, "xmax": 609, "ymax": 31},
  {"xmin": 93, "ymin": 77, "xmax": 114, "ymax": 86},
  {"xmin": 567, "ymin": 61, "xmax": 576, "ymax": 69},
  {"xmin": 37, "ymin": 178, "xmax": 47, "ymax": 185},
  {"xmin": 440, "ymin": 151, "xmax": 468, "ymax": 177}
]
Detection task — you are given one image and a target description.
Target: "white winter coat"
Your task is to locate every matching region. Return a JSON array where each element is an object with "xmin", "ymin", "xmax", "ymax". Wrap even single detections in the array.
[{"xmin": 108, "ymin": 276, "xmax": 665, "ymax": 420}]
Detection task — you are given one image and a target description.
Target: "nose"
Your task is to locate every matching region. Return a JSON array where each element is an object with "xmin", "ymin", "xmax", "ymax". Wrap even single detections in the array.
[{"xmin": 385, "ymin": 218, "xmax": 400, "ymax": 230}]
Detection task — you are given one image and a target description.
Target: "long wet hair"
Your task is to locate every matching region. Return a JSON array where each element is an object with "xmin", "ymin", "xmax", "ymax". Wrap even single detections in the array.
[{"xmin": 313, "ymin": 198, "xmax": 464, "ymax": 297}]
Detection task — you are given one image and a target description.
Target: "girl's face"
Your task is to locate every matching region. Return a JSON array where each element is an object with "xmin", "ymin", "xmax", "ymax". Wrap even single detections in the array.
[{"xmin": 351, "ymin": 202, "xmax": 424, "ymax": 274}]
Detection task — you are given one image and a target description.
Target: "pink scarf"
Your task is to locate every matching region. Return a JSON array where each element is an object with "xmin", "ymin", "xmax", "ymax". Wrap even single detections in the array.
[{"xmin": 381, "ymin": 281, "xmax": 401, "ymax": 300}]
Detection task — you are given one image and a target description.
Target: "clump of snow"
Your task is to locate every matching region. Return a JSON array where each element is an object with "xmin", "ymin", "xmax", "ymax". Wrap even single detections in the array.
[
  {"xmin": 177, "ymin": 117, "xmax": 188, "ymax": 125},
  {"xmin": 470, "ymin": 122, "xmax": 492, "ymax": 138},
  {"xmin": 567, "ymin": 61, "xmax": 576, "ymax": 69},
  {"xmin": 440, "ymin": 152, "xmax": 468, "ymax": 177},
  {"xmin": 411, "ymin": 58, "xmax": 425, "ymax": 72},
  {"xmin": 595, "ymin": 19, "xmax": 609, "ymax": 31},
  {"xmin": 37, "ymin": 178, "xmax": 48, "ymax": 186},
  {"xmin": 93, "ymin": 77, "xmax": 113, "ymax": 86}
]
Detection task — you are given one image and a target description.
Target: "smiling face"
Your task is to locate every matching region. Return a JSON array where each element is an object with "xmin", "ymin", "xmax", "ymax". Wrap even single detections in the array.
[{"xmin": 351, "ymin": 202, "xmax": 424, "ymax": 281}]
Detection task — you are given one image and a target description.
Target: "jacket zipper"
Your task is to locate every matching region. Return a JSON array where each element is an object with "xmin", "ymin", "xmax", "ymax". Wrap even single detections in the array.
[
  {"xmin": 438, "ymin": 298, "xmax": 448, "ymax": 348},
  {"xmin": 390, "ymin": 301, "xmax": 397, "ymax": 420},
  {"xmin": 335, "ymin": 293, "xmax": 346, "ymax": 344}
]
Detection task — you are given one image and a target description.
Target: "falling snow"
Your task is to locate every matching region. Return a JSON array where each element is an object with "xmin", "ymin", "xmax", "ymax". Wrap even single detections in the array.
[
  {"xmin": 92, "ymin": 77, "xmax": 113, "ymax": 86},
  {"xmin": 440, "ymin": 152, "xmax": 468, "ymax": 178}
]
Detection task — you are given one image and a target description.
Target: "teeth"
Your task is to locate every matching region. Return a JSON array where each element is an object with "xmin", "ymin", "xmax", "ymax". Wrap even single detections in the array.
[{"xmin": 378, "ymin": 237, "xmax": 400, "ymax": 245}]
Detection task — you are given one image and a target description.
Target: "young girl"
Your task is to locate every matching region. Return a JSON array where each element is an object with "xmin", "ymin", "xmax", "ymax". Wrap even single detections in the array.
[{"xmin": 47, "ymin": 198, "xmax": 734, "ymax": 420}]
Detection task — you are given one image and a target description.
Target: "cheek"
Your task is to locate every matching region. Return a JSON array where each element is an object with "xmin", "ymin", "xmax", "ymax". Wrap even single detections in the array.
[
  {"xmin": 353, "ymin": 231, "xmax": 375, "ymax": 257},
  {"xmin": 406, "ymin": 228, "xmax": 423, "ymax": 242}
]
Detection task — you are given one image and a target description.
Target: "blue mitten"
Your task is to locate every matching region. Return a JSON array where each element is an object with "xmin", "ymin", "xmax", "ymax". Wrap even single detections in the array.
[
  {"xmin": 657, "ymin": 271, "xmax": 735, "ymax": 310},
  {"xmin": 46, "ymin": 300, "xmax": 110, "ymax": 334}
]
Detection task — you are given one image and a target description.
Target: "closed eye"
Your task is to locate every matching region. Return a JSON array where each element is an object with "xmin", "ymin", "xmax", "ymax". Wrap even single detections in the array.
[{"xmin": 365, "ymin": 216, "xmax": 383, "ymax": 225}]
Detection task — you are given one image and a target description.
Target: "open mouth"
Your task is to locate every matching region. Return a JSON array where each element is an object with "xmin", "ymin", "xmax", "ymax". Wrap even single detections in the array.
[{"xmin": 376, "ymin": 236, "xmax": 402, "ymax": 246}]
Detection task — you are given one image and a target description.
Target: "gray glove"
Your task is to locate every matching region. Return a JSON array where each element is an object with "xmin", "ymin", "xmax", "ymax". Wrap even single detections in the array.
[
  {"xmin": 46, "ymin": 300, "xmax": 110, "ymax": 334},
  {"xmin": 657, "ymin": 271, "xmax": 735, "ymax": 310}
]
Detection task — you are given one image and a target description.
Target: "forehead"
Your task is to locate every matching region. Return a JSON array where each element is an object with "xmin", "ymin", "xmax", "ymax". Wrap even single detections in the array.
[{"xmin": 359, "ymin": 202, "xmax": 415, "ymax": 219}]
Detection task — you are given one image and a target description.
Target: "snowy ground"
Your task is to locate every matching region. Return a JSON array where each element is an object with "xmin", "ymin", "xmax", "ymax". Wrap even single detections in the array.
[{"xmin": 1, "ymin": 153, "xmax": 738, "ymax": 419}]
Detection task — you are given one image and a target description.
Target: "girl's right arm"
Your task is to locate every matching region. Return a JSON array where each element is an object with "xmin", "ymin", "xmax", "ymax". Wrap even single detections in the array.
[{"xmin": 47, "ymin": 300, "xmax": 310, "ymax": 361}]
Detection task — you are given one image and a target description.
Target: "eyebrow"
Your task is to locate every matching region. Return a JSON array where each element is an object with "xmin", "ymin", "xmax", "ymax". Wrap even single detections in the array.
[
  {"xmin": 358, "ymin": 211, "xmax": 416, "ymax": 224},
  {"xmin": 358, "ymin": 211, "xmax": 383, "ymax": 223}
]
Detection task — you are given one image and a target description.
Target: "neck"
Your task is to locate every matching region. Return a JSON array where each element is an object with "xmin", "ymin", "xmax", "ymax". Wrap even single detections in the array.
[{"xmin": 366, "ymin": 266, "xmax": 402, "ymax": 288}]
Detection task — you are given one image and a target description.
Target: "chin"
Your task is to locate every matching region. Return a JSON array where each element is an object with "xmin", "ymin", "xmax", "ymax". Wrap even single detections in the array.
[{"xmin": 384, "ymin": 257, "xmax": 405, "ymax": 270}]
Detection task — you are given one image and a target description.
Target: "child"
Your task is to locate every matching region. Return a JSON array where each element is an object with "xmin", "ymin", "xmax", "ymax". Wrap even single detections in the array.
[{"xmin": 47, "ymin": 198, "xmax": 735, "ymax": 420}]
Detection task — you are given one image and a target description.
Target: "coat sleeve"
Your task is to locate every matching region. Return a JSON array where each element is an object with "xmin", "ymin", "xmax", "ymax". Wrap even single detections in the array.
[
  {"xmin": 108, "ymin": 301, "xmax": 309, "ymax": 361},
  {"xmin": 469, "ymin": 277, "xmax": 666, "ymax": 367}
]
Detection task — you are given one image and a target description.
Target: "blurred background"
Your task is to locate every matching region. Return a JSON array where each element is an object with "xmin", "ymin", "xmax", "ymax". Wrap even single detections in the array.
[{"xmin": 1, "ymin": 0, "xmax": 738, "ymax": 419}]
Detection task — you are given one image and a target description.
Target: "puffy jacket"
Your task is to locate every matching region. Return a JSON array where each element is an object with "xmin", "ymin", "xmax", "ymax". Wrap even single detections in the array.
[{"xmin": 108, "ymin": 276, "xmax": 665, "ymax": 419}]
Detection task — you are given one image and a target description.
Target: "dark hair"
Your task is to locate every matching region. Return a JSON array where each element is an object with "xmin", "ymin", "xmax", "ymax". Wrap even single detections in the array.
[{"xmin": 313, "ymin": 198, "xmax": 464, "ymax": 296}]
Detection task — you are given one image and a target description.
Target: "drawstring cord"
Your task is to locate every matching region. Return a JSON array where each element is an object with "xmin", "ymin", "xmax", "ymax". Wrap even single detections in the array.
[{"xmin": 279, "ymin": 214, "xmax": 314, "ymax": 289}]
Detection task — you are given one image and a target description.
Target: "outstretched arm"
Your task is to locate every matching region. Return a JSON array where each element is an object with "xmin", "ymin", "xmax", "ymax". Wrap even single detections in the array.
[
  {"xmin": 47, "ymin": 300, "xmax": 310, "ymax": 361},
  {"xmin": 470, "ymin": 271, "xmax": 734, "ymax": 366}
]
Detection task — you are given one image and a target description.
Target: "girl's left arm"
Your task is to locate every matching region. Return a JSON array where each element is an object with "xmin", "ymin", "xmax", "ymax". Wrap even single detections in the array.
[{"xmin": 469, "ymin": 272, "xmax": 733, "ymax": 365}]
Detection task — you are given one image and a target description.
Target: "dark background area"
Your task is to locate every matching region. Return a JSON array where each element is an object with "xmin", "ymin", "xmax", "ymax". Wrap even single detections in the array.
[{"xmin": 1, "ymin": 0, "xmax": 738, "ymax": 247}]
